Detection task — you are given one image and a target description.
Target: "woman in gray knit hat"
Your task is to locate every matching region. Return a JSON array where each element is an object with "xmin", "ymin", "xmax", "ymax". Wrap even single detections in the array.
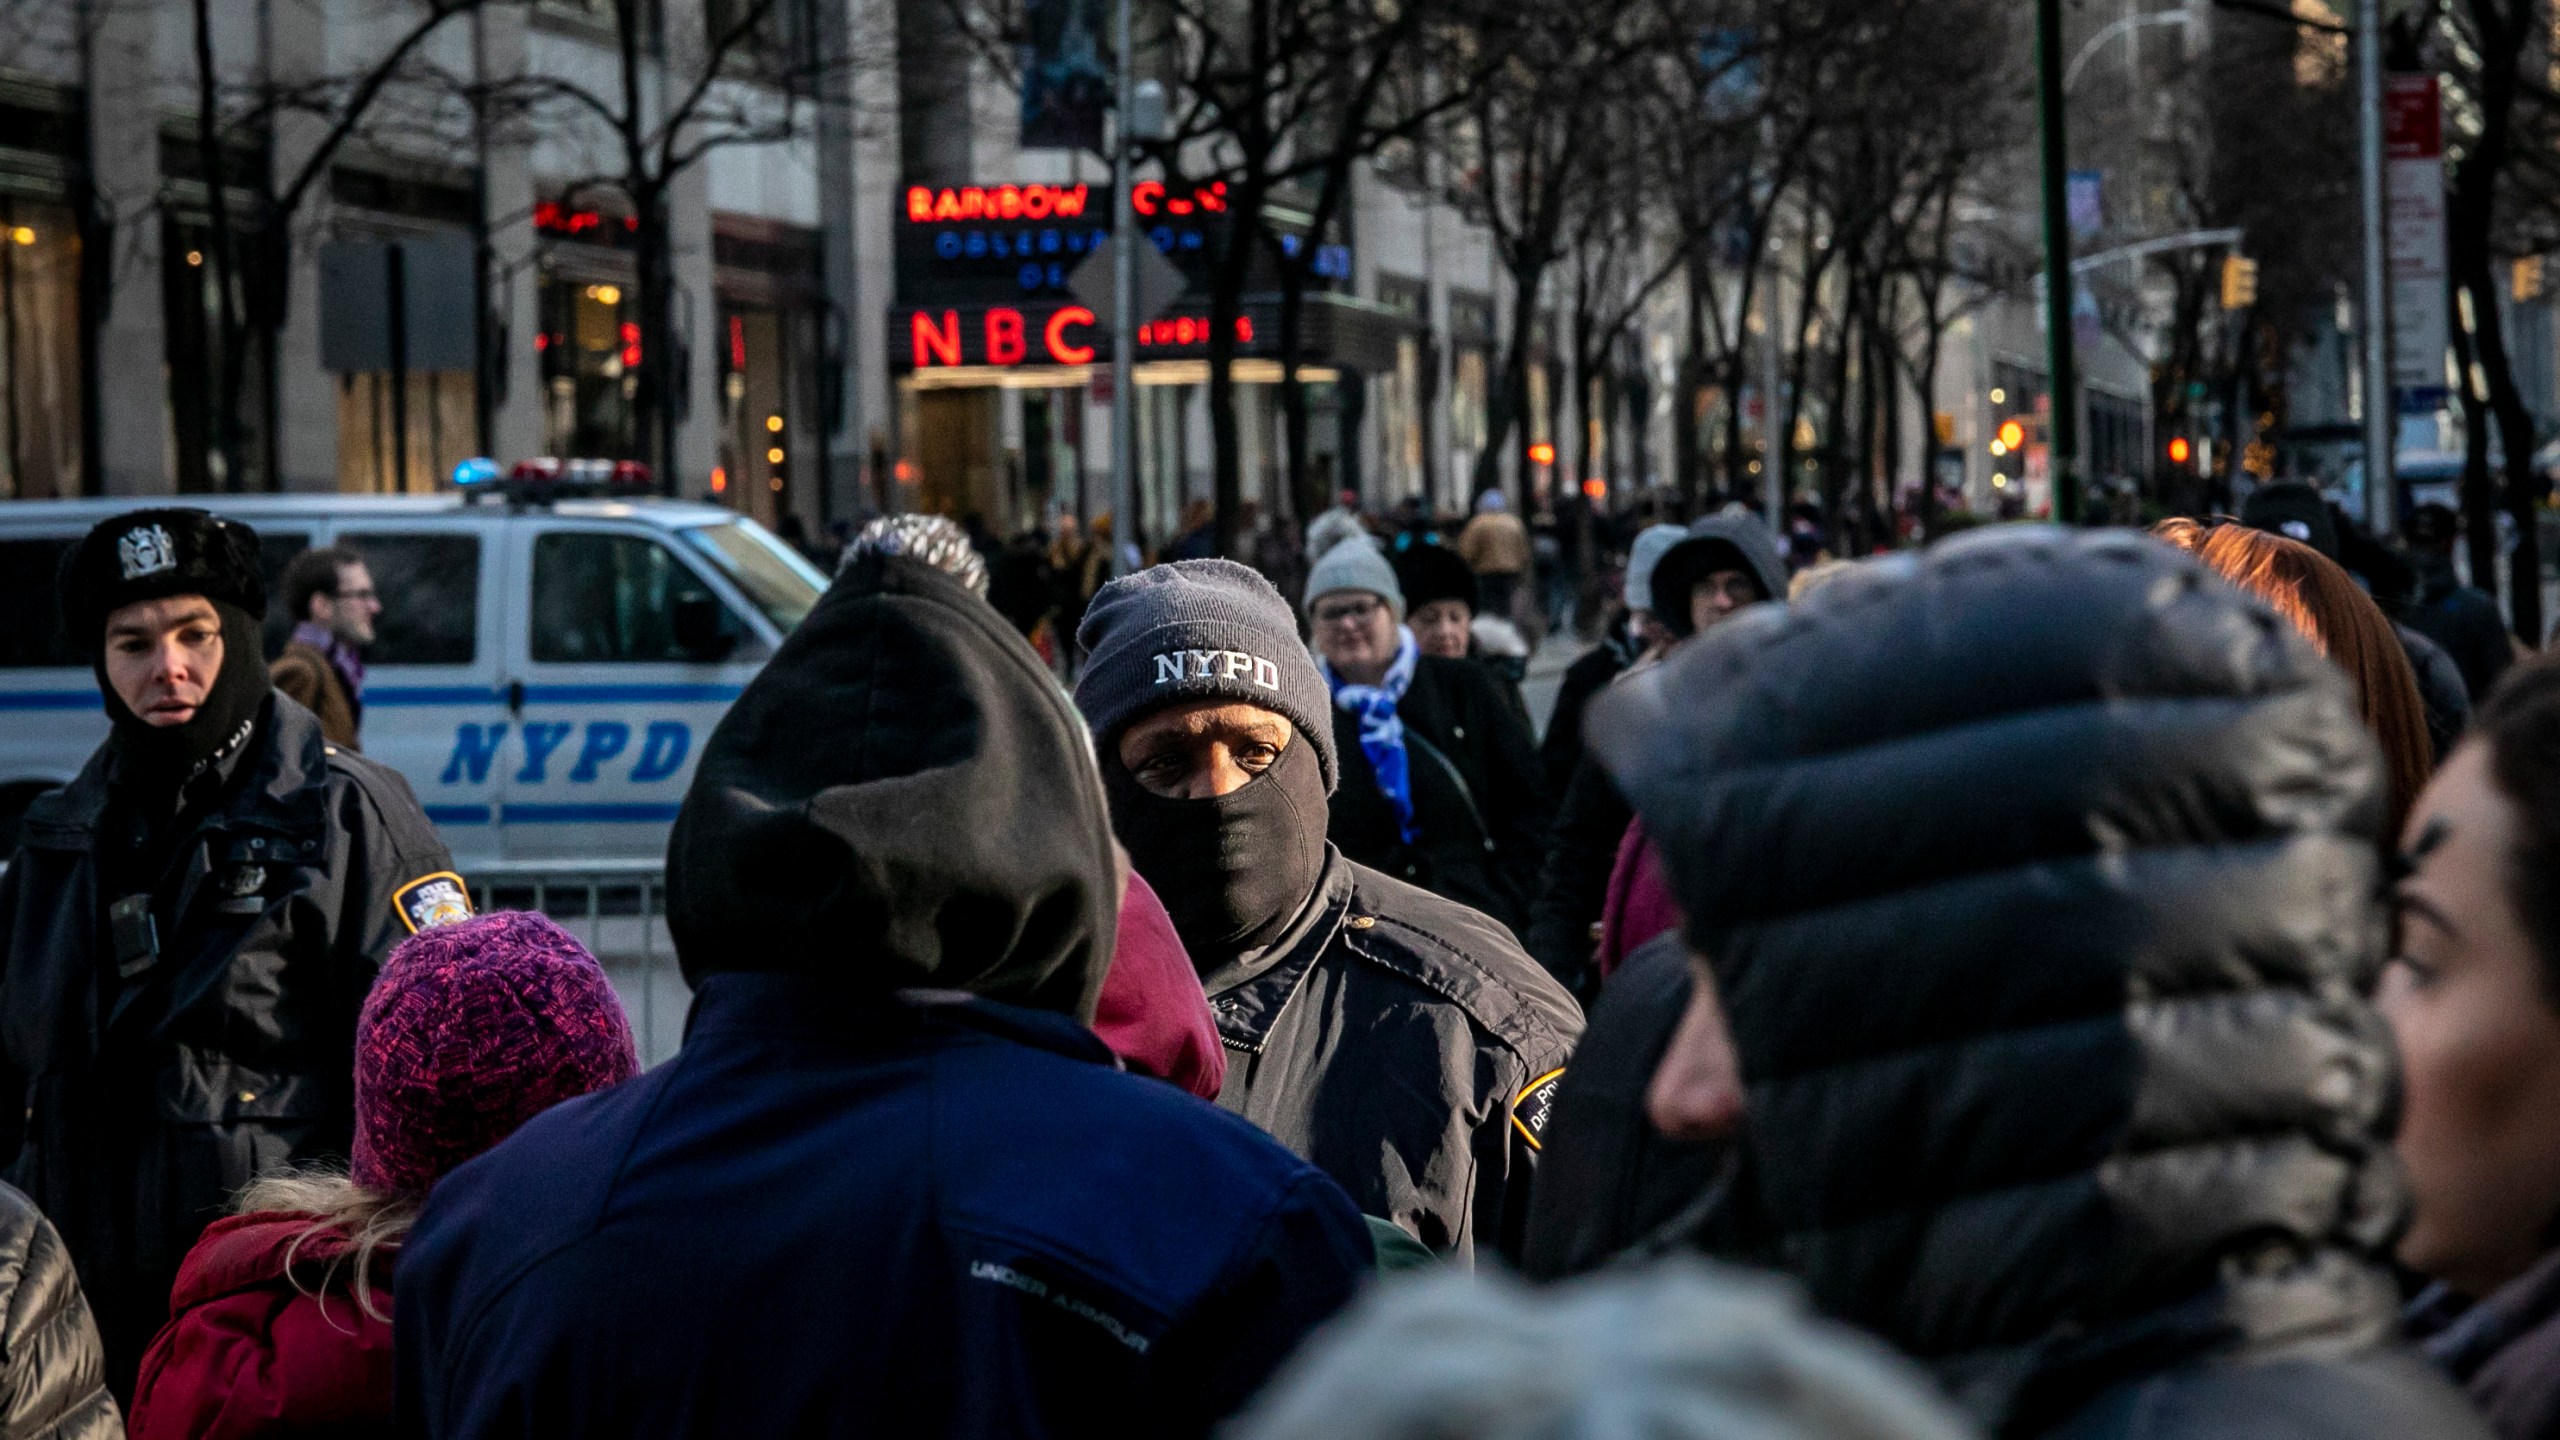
[{"xmin": 1302, "ymin": 538, "xmax": 1553, "ymax": 935}]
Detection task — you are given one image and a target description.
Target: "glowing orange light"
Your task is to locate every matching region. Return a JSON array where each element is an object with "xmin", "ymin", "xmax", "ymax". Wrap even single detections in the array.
[
  {"xmin": 1581, "ymin": 477, "xmax": 1607, "ymax": 501},
  {"xmin": 1997, "ymin": 419, "xmax": 2026, "ymax": 452},
  {"xmin": 2168, "ymin": 436, "xmax": 2192, "ymax": 465},
  {"xmin": 709, "ymin": 466, "xmax": 728, "ymax": 494},
  {"xmin": 1528, "ymin": 442, "xmax": 1557, "ymax": 466},
  {"xmin": 894, "ymin": 459, "xmax": 916, "ymax": 483}
]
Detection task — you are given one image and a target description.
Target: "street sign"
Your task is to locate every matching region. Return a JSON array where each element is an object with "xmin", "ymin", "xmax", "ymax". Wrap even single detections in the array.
[
  {"xmin": 2386, "ymin": 73, "xmax": 2448, "ymax": 400},
  {"xmin": 1070, "ymin": 235, "xmax": 1187, "ymax": 326}
]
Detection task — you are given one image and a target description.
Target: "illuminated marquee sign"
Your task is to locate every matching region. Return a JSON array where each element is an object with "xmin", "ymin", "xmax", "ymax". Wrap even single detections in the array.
[
  {"xmin": 897, "ymin": 303, "xmax": 1257, "ymax": 369},
  {"xmin": 905, "ymin": 183, "xmax": 1096, "ymax": 222},
  {"xmin": 895, "ymin": 183, "xmax": 1117, "ymax": 304}
]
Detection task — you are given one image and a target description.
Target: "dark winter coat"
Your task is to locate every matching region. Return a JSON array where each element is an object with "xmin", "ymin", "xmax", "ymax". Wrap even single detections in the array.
[
  {"xmin": 1326, "ymin": 653, "xmax": 1550, "ymax": 935},
  {"xmin": 0, "ymin": 1181, "xmax": 119, "ymax": 1440},
  {"xmin": 1517, "ymin": 933, "xmax": 1725, "ymax": 1281},
  {"xmin": 2398, "ymin": 621, "xmax": 2472, "ymax": 759},
  {"xmin": 1203, "ymin": 849, "xmax": 1582, "ymax": 1261},
  {"xmin": 1537, "ymin": 629, "xmax": 1635, "ymax": 799},
  {"xmin": 398, "ymin": 554, "xmax": 1373, "ymax": 1439},
  {"xmin": 0, "ymin": 696, "xmax": 456, "ymax": 1394},
  {"xmin": 1522, "ymin": 755, "xmax": 1633, "ymax": 995},
  {"xmin": 395, "ymin": 978, "xmax": 1371, "ymax": 1440},
  {"xmin": 2411, "ymin": 1249, "xmax": 2560, "ymax": 1440},
  {"xmin": 1587, "ymin": 527, "xmax": 2494, "ymax": 1440},
  {"xmin": 130, "ymin": 1211, "xmax": 394, "ymax": 1440},
  {"xmin": 2407, "ymin": 558, "xmax": 2514, "ymax": 702}
]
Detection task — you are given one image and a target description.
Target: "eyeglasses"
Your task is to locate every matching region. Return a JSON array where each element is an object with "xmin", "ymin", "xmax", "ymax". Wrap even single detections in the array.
[{"xmin": 1312, "ymin": 596, "xmax": 1383, "ymax": 626}]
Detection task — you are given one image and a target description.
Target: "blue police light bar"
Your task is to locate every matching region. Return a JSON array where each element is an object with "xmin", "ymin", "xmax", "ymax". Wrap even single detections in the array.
[{"xmin": 452, "ymin": 457, "xmax": 503, "ymax": 487}]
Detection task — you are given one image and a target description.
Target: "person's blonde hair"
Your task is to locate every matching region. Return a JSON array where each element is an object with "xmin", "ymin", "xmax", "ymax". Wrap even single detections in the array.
[{"xmin": 231, "ymin": 1169, "xmax": 417, "ymax": 1326}]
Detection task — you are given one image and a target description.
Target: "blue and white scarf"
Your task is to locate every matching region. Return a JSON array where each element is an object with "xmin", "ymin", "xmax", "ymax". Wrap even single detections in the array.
[{"xmin": 1323, "ymin": 626, "xmax": 1421, "ymax": 843}]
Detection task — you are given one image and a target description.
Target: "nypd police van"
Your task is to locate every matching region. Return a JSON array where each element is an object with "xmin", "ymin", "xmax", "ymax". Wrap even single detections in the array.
[{"xmin": 0, "ymin": 487, "xmax": 826, "ymax": 869}]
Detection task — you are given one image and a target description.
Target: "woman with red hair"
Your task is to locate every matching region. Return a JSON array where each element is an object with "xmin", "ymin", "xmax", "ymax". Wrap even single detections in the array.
[{"xmin": 2155, "ymin": 517, "xmax": 2433, "ymax": 835}]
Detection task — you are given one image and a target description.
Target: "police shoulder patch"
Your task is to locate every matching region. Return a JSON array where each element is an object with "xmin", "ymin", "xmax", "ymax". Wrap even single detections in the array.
[
  {"xmin": 1510, "ymin": 1066, "xmax": 1565, "ymax": 1151},
  {"xmin": 393, "ymin": 872, "xmax": 475, "ymax": 934}
]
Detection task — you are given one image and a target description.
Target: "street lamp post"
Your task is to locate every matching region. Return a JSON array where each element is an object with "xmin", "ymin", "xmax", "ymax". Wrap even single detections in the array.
[
  {"xmin": 1110, "ymin": 0, "xmax": 1138, "ymax": 575},
  {"xmin": 2356, "ymin": 0, "xmax": 2394, "ymax": 535},
  {"xmin": 2035, "ymin": 0, "xmax": 2082, "ymax": 523}
]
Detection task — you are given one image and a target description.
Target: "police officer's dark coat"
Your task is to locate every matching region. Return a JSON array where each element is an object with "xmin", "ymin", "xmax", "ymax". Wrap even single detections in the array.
[
  {"xmin": 1204, "ymin": 848, "xmax": 1582, "ymax": 1261},
  {"xmin": 0, "ymin": 695, "xmax": 458, "ymax": 1389}
]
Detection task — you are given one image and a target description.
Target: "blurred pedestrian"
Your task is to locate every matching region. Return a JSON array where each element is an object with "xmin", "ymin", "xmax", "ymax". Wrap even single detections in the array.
[
  {"xmin": 1524, "ymin": 514, "xmax": 1783, "ymax": 995},
  {"xmin": 1304, "ymin": 540, "xmax": 1551, "ymax": 934},
  {"xmin": 2388, "ymin": 657, "xmax": 2560, "ymax": 1438},
  {"xmin": 2156, "ymin": 518, "xmax": 2432, "ymax": 837},
  {"xmin": 0, "ymin": 509, "xmax": 464, "ymax": 1398},
  {"xmin": 1539, "ymin": 523, "xmax": 1683, "ymax": 800},
  {"xmin": 1171, "ymin": 498, "xmax": 1218, "ymax": 561},
  {"xmin": 398, "ymin": 551, "xmax": 1370, "ymax": 1439},
  {"xmin": 1307, "ymin": 489, "xmax": 1368, "ymax": 563},
  {"xmin": 271, "ymin": 546, "xmax": 379, "ymax": 750},
  {"xmin": 129, "ymin": 911, "xmax": 635, "ymax": 1440},
  {"xmin": 1232, "ymin": 1260, "xmax": 1978, "ymax": 1440},
  {"xmin": 1457, "ymin": 489, "xmax": 1531, "ymax": 624},
  {"xmin": 1589, "ymin": 527, "xmax": 2489, "ymax": 1438},
  {"xmin": 2406, "ymin": 503, "xmax": 2515, "ymax": 701},
  {"xmin": 1047, "ymin": 514, "xmax": 1104, "ymax": 655},
  {"xmin": 1074, "ymin": 560, "xmax": 1581, "ymax": 1259}
]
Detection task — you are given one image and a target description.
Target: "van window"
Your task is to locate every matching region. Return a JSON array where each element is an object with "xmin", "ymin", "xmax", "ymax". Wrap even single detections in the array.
[
  {"xmin": 531, "ymin": 531, "xmax": 736, "ymax": 664},
  {"xmin": 0, "ymin": 539, "xmax": 80, "ymax": 667},
  {"xmin": 677, "ymin": 522, "xmax": 822, "ymax": 635},
  {"xmin": 339, "ymin": 532, "xmax": 479, "ymax": 665}
]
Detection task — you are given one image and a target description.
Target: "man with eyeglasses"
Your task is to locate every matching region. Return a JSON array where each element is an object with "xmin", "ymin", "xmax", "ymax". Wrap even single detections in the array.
[
  {"xmin": 272, "ymin": 546, "xmax": 383, "ymax": 751},
  {"xmin": 1074, "ymin": 559, "xmax": 1581, "ymax": 1263}
]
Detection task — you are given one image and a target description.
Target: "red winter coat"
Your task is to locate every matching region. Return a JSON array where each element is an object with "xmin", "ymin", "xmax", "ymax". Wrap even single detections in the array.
[
  {"xmin": 128, "ymin": 1211, "xmax": 395, "ymax": 1440},
  {"xmin": 1595, "ymin": 819, "xmax": 1682, "ymax": 980}
]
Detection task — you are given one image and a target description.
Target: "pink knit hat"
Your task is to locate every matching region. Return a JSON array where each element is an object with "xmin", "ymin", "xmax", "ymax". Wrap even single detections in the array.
[{"xmin": 351, "ymin": 911, "xmax": 640, "ymax": 1196}]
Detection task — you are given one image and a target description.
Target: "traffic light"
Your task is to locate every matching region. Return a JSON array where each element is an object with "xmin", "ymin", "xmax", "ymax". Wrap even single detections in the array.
[
  {"xmin": 2220, "ymin": 255, "xmax": 2259, "ymax": 310},
  {"xmin": 2167, "ymin": 436, "xmax": 2192, "ymax": 466}
]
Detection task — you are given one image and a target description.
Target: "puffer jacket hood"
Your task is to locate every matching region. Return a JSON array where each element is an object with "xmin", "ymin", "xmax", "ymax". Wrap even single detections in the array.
[
  {"xmin": 666, "ymin": 553, "xmax": 1119, "ymax": 1021},
  {"xmin": 1588, "ymin": 527, "xmax": 2408, "ymax": 1424},
  {"xmin": 1650, "ymin": 511, "xmax": 1790, "ymax": 637}
]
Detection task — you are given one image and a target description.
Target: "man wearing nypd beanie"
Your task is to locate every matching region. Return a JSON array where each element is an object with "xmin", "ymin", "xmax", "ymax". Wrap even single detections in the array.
[
  {"xmin": 0, "ymin": 507, "xmax": 461, "ymax": 1399},
  {"xmin": 1076, "ymin": 559, "xmax": 1582, "ymax": 1262}
]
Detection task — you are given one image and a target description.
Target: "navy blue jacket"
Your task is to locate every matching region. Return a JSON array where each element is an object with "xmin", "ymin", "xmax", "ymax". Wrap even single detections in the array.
[{"xmin": 394, "ymin": 973, "xmax": 1372, "ymax": 1439}]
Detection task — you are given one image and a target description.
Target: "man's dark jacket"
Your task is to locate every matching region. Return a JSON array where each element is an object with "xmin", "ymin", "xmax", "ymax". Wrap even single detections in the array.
[
  {"xmin": 2406, "ymin": 558, "xmax": 2514, "ymax": 702},
  {"xmin": 396, "ymin": 978, "xmax": 1368, "ymax": 1440},
  {"xmin": 1537, "ymin": 627, "xmax": 1634, "ymax": 798},
  {"xmin": 396, "ymin": 554, "xmax": 1373, "ymax": 1440},
  {"xmin": 0, "ymin": 695, "xmax": 454, "ymax": 1392},
  {"xmin": 1326, "ymin": 653, "xmax": 1550, "ymax": 934},
  {"xmin": 1205, "ymin": 848, "xmax": 1582, "ymax": 1261},
  {"xmin": 1589, "ymin": 528, "xmax": 2493, "ymax": 1440}
]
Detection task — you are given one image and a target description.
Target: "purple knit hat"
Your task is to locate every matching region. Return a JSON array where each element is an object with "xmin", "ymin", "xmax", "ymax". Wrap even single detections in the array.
[{"xmin": 351, "ymin": 910, "xmax": 640, "ymax": 1197}]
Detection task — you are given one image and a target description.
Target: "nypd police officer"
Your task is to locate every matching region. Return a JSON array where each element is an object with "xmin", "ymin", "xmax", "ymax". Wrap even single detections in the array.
[
  {"xmin": 0, "ymin": 509, "xmax": 464, "ymax": 1397},
  {"xmin": 1076, "ymin": 560, "xmax": 1582, "ymax": 1261}
]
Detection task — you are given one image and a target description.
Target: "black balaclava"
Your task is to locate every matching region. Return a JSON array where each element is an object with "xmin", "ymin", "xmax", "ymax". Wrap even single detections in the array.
[
  {"xmin": 100, "ymin": 600, "xmax": 272, "ymax": 789},
  {"xmin": 1103, "ymin": 732, "xmax": 1330, "ymax": 967}
]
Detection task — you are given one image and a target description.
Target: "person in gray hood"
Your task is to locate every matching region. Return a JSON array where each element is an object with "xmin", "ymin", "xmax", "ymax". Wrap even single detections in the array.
[
  {"xmin": 1644, "ymin": 509, "xmax": 1791, "ymax": 643},
  {"xmin": 1075, "ymin": 560, "xmax": 1582, "ymax": 1261}
]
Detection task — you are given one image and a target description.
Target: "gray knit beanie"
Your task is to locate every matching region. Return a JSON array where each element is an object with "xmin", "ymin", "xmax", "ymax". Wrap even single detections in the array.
[
  {"xmin": 1074, "ymin": 560, "xmax": 1339, "ymax": 791},
  {"xmin": 1303, "ymin": 537, "xmax": 1405, "ymax": 622}
]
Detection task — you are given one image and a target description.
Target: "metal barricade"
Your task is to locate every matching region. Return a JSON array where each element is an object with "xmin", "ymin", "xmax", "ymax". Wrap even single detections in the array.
[{"xmin": 460, "ymin": 861, "xmax": 685, "ymax": 1066}]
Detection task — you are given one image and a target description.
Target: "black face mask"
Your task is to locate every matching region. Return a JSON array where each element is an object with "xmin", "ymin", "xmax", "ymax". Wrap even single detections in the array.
[
  {"xmin": 97, "ymin": 601, "xmax": 273, "ymax": 790},
  {"xmin": 1104, "ymin": 735, "xmax": 1330, "ymax": 968}
]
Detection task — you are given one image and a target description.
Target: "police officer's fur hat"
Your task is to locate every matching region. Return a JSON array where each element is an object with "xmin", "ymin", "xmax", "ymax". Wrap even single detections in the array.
[{"xmin": 62, "ymin": 507, "xmax": 266, "ymax": 648}]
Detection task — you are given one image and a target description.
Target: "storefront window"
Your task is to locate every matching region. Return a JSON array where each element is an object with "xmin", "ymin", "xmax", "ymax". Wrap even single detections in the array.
[
  {"xmin": 540, "ymin": 276, "xmax": 640, "ymax": 459},
  {"xmin": 336, "ymin": 371, "xmax": 476, "ymax": 492},
  {"xmin": 0, "ymin": 198, "xmax": 81, "ymax": 498},
  {"xmin": 164, "ymin": 216, "xmax": 274, "ymax": 492}
]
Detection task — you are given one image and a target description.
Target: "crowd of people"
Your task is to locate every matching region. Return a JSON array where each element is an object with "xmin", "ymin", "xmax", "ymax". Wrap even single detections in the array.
[{"xmin": 1, "ymin": 482, "xmax": 2557, "ymax": 1438}]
